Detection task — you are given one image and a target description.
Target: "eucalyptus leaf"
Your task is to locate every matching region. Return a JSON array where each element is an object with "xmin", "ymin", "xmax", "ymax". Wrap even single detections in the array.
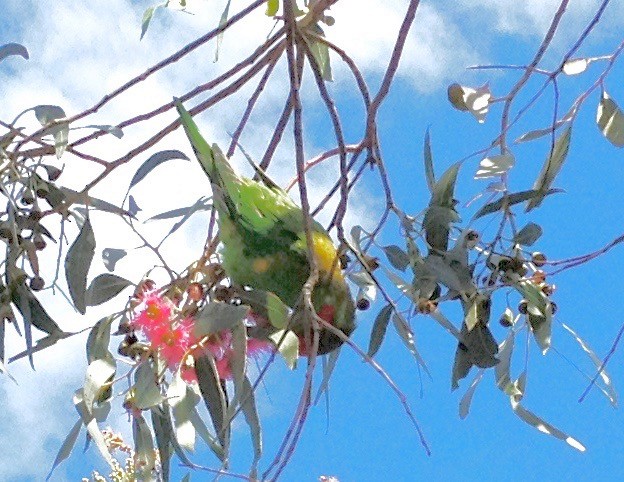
[
  {"xmin": 526, "ymin": 126, "xmax": 572, "ymax": 211},
  {"xmin": 145, "ymin": 197, "xmax": 211, "ymax": 222},
  {"xmin": 214, "ymin": 0, "xmax": 231, "ymax": 62},
  {"xmin": 307, "ymin": 33, "xmax": 333, "ymax": 81},
  {"xmin": 597, "ymin": 90, "xmax": 624, "ymax": 147},
  {"xmin": 73, "ymin": 389, "xmax": 115, "ymax": 468},
  {"xmin": 128, "ymin": 195, "xmax": 141, "ymax": 217},
  {"xmin": 102, "ymin": 248, "xmax": 127, "ymax": 272},
  {"xmin": 510, "ymin": 398, "xmax": 585, "ymax": 451},
  {"xmin": 383, "ymin": 245, "xmax": 410, "ymax": 271},
  {"xmin": 0, "ymin": 42, "xmax": 29, "ymax": 62},
  {"xmin": 86, "ymin": 274, "xmax": 132, "ymax": 307},
  {"xmin": 474, "ymin": 188, "xmax": 563, "ymax": 219},
  {"xmin": 458, "ymin": 370, "xmax": 485, "ymax": 419},
  {"xmin": 513, "ymin": 222, "xmax": 543, "ymax": 246},
  {"xmin": 65, "ymin": 218, "xmax": 95, "ymax": 314},
  {"xmin": 159, "ymin": 196, "xmax": 213, "ymax": 243},
  {"xmin": 528, "ymin": 306, "xmax": 552, "ymax": 354},
  {"xmin": 168, "ymin": 374, "xmax": 196, "ymax": 451},
  {"xmin": 495, "ymin": 331, "xmax": 518, "ymax": 394},
  {"xmin": 447, "ymin": 83, "xmax": 491, "ymax": 123},
  {"xmin": 241, "ymin": 376, "xmax": 262, "ymax": 472},
  {"xmin": 314, "ymin": 348, "xmax": 341, "ymax": 404},
  {"xmin": 562, "ymin": 58, "xmax": 591, "ymax": 75},
  {"xmin": 133, "ymin": 414, "xmax": 157, "ymax": 477},
  {"xmin": 141, "ymin": 4, "xmax": 162, "ymax": 40},
  {"xmin": 195, "ymin": 354, "xmax": 229, "ymax": 451},
  {"xmin": 151, "ymin": 405, "xmax": 173, "ymax": 482},
  {"xmin": 134, "ymin": 362, "xmax": 164, "ymax": 409},
  {"xmin": 423, "ymin": 128, "xmax": 435, "ymax": 193},
  {"xmin": 46, "ymin": 419, "xmax": 82, "ymax": 481},
  {"xmin": 194, "ymin": 302, "xmax": 249, "ymax": 339},
  {"xmin": 475, "ymin": 153, "xmax": 515, "ymax": 179},
  {"xmin": 129, "ymin": 149, "xmax": 190, "ymax": 189},
  {"xmin": 12, "ymin": 283, "xmax": 64, "ymax": 335},
  {"xmin": 86, "ymin": 316, "xmax": 114, "ymax": 364},
  {"xmin": 392, "ymin": 313, "xmax": 431, "ymax": 378},
  {"xmin": 561, "ymin": 322, "xmax": 618, "ymax": 407},
  {"xmin": 83, "ymin": 358, "xmax": 116, "ymax": 413},
  {"xmin": 81, "ymin": 124, "xmax": 124, "ymax": 138},
  {"xmin": 33, "ymin": 105, "xmax": 68, "ymax": 159},
  {"xmin": 269, "ymin": 329, "xmax": 299, "ymax": 369},
  {"xmin": 266, "ymin": 0, "xmax": 279, "ymax": 16},
  {"xmin": 236, "ymin": 289, "xmax": 290, "ymax": 330},
  {"xmin": 368, "ymin": 304, "xmax": 392, "ymax": 357}
]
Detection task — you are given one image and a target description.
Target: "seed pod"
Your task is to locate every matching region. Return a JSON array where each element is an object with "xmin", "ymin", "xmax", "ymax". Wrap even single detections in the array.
[
  {"xmin": 518, "ymin": 299, "xmax": 529, "ymax": 315},
  {"xmin": 21, "ymin": 190, "xmax": 35, "ymax": 205},
  {"xmin": 339, "ymin": 253, "xmax": 351, "ymax": 270},
  {"xmin": 187, "ymin": 282, "xmax": 204, "ymax": 302},
  {"xmin": 214, "ymin": 285, "xmax": 232, "ymax": 302},
  {"xmin": 531, "ymin": 252, "xmax": 547, "ymax": 267},
  {"xmin": 134, "ymin": 279, "xmax": 156, "ymax": 298},
  {"xmin": 30, "ymin": 276, "xmax": 45, "ymax": 291},
  {"xmin": 499, "ymin": 308, "xmax": 514, "ymax": 327},
  {"xmin": 44, "ymin": 165, "xmax": 62, "ymax": 181},
  {"xmin": 532, "ymin": 270, "xmax": 546, "ymax": 284},
  {"xmin": 27, "ymin": 210, "xmax": 43, "ymax": 222},
  {"xmin": 362, "ymin": 255, "xmax": 380, "ymax": 271},
  {"xmin": 33, "ymin": 233, "xmax": 47, "ymax": 250},
  {"xmin": 356, "ymin": 297, "xmax": 371, "ymax": 311}
]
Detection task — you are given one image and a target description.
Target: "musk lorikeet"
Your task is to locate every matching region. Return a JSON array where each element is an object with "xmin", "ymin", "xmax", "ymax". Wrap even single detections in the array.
[{"xmin": 176, "ymin": 101, "xmax": 356, "ymax": 355}]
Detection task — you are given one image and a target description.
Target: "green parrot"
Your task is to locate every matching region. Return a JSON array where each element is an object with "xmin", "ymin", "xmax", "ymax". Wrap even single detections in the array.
[{"xmin": 176, "ymin": 101, "xmax": 356, "ymax": 355}]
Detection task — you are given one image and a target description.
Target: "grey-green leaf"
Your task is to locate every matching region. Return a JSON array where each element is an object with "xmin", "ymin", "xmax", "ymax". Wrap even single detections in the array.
[
  {"xmin": 86, "ymin": 316, "xmax": 114, "ymax": 364},
  {"xmin": 0, "ymin": 42, "xmax": 29, "ymax": 62},
  {"xmin": 102, "ymin": 248, "xmax": 127, "ymax": 272},
  {"xmin": 81, "ymin": 124, "xmax": 124, "ymax": 139},
  {"xmin": 83, "ymin": 358, "xmax": 116, "ymax": 413},
  {"xmin": 86, "ymin": 274, "xmax": 133, "ymax": 306},
  {"xmin": 368, "ymin": 304, "xmax": 392, "ymax": 357},
  {"xmin": 597, "ymin": 90, "xmax": 624, "ymax": 147},
  {"xmin": 458, "ymin": 370, "xmax": 484, "ymax": 418},
  {"xmin": 526, "ymin": 126, "xmax": 572, "ymax": 211},
  {"xmin": 12, "ymin": 283, "xmax": 64, "ymax": 335},
  {"xmin": 474, "ymin": 188, "xmax": 563, "ymax": 219},
  {"xmin": 33, "ymin": 105, "xmax": 69, "ymax": 159},
  {"xmin": 195, "ymin": 354, "xmax": 229, "ymax": 451},
  {"xmin": 511, "ymin": 398, "xmax": 585, "ymax": 451},
  {"xmin": 134, "ymin": 363, "xmax": 164, "ymax": 409},
  {"xmin": 194, "ymin": 302, "xmax": 249, "ymax": 339},
  {"xmin": 383, "ymin": 245, "xmax": 410, "ymax": 271},
  {"xmin": 133, "ymin": 414, "xmax": 157, "ymax": 477},
  {"xmin": 214, "ymin": 0, "xmax": 231, "ymax": 62},
  {"xmin": 423, "ymin": 128, "xmax": 435, "ymax": 193},
  {"xmin": 241, "ymin": 376, "xmax": 262, "ymax": 473},
  {"xmin": 146, "ymin": 197, "xmax": 211, "ymax": 222},
  {"xmin": 129, "ymin": 149, "xmax": 190, "ymax": 189},
  {"xmin": 392, "ymin": 313, "xmax": 431, "ymax": 378},
  {"xmin": 140, "ymin": 4, "xmax": 160, "ymax": 40},
  {"xmin": 65, "ymin": 218, "xmax": 95, "ymax": 314},
  {"xmin": 151, "ymin": 406, "xmax": 173, "ymax": 482},
  {"xmin": 513, "ymin": 222, "xmax": 543, "ymax": 246},
  {"xmin": 46, "ymin": 419, "xmax": 82, "ymax": 480}
]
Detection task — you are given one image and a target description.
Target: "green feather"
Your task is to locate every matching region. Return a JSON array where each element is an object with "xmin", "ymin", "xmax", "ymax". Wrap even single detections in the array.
[{"xmin": 176, "ymin": 100, "xmax": 356, "ymax": 354}]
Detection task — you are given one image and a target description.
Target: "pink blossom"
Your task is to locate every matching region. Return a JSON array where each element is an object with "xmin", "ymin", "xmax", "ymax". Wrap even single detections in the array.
[{"xmin": 132, "ymin": 293, "xmax": 173, "ymax": 335}]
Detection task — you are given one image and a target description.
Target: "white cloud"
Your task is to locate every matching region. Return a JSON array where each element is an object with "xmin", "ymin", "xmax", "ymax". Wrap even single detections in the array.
[
  {"xmin": 328, "ymin": 1, "xmax": 481, "ymax": 92},
  {"xmin": 3, "ymin": 0, "xmax": 622, "ymax": 478}
]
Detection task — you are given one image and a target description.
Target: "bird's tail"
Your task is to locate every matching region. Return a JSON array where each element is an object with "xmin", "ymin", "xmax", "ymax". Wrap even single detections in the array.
[{"xmin": 176, "ymin": 99, "xmax": 240, "ymax": 218}]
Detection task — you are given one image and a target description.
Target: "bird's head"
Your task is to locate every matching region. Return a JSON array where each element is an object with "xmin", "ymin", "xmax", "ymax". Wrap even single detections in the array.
[{"xmin": 291, "ymin": 262, "xmax": 356, "ymax": 355}]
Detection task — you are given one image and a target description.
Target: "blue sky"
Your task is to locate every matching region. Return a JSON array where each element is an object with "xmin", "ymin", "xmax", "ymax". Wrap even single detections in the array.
[{"xmin": 2, "ymin": 1, "xmax": 624, "ymax": 481}]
